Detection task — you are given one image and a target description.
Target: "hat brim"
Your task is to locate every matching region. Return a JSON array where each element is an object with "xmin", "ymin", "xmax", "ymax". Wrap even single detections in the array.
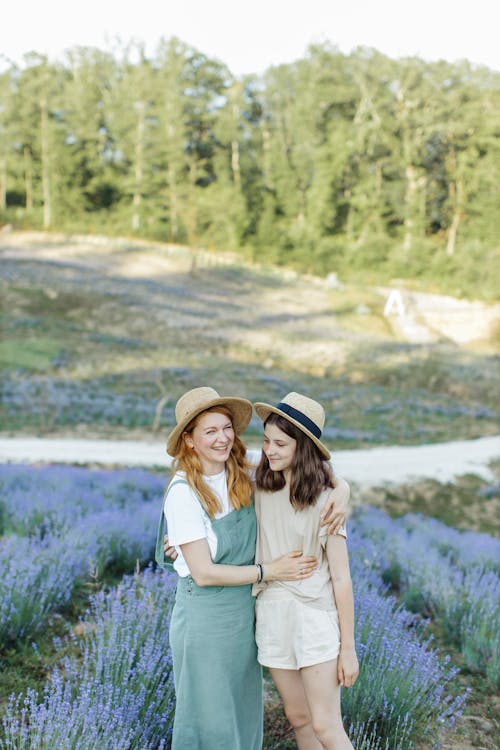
[
  {"xmin": 253, "ymin": 402, "xmax": 331, "ymax": 460},
  {"xmin": 167, "ymin": 397, "xmax": 252, "ymax": 456}
]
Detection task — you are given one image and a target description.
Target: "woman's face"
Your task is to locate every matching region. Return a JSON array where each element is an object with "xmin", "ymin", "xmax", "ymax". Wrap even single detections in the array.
[
  {"xmin": 262, "ymin": 421, "xmax": 297, "ymax": 476},
  {"xmin": 184, "ymin": 410, "xmax": 235, "ymax": 474}
]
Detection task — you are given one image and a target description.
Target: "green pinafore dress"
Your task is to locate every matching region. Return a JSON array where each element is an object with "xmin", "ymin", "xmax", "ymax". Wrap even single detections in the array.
[{"xmin": 158, "ymin": 480, "xmax": 263, "ymax": 750}]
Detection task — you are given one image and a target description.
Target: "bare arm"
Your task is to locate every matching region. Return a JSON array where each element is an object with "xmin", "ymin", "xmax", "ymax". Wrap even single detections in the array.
[
  {"xmin": 181, "ymin": 538, "xmax": 317, "ymax": 587},
  {"xmin": 320, "ymin": 474, "xmax": 350, "ymax": 534},
  {"xmin": 326, "ymin": 534, "xmax": 359, "ymax": 687},
  {"xmin": 164, "ymin": 535, "xmax": 178, "ymax": 560}
]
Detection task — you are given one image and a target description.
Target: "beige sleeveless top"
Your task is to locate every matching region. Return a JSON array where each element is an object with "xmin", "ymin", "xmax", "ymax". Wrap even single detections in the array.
[{"xmin": 252, "ymin": 485, "xmax": 347, "ymax": 610}]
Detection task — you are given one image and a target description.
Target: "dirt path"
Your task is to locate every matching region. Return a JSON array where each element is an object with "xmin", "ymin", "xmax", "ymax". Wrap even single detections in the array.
[{"xmin": 1, "ymin": 435, "xmax": 498, "ymax": 485}]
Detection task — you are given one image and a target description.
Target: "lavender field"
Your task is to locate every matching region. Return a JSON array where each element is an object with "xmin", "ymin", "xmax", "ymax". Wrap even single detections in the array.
[
  {"xmin": 1, "ymin": 234, "xmax": 498, "ymax": 448},
  {"xmin": 1, "ymin": 464, "xmax": 499, "ymax": 749}
]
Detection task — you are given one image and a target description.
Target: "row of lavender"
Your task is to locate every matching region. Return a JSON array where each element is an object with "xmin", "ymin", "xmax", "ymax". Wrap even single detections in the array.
[
  {"xmin": 3, "ymin": 375, "xmax": 495, "ymax": 439},
  {"xmin": 352, "ymin": 507, "xmax": 500, "ymax": 686},
  {"xmin": 2, "ymin": 568, "xmax": 177, "ymax": 750},
  {"xmin": 0, "ymin": 465, "xmax": 165, "ymax": 645},
  {"xmin": 1, "ymin": 465, "xmax": 498, "ymax": 748}
]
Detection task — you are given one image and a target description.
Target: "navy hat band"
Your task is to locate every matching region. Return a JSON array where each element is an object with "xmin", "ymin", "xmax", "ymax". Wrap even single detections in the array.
[{"xmin": 275, "ymin": 402, "xmax": 322, "ymax": 439}]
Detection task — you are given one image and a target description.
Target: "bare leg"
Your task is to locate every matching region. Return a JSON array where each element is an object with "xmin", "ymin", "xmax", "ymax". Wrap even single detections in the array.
[
  {"xmin": 268, "ymin": 667, "xmax": 323, "ymax": 750},
  {"xmin": 300, "ymin": 659, "xmax": 354, "ymax": 750}
]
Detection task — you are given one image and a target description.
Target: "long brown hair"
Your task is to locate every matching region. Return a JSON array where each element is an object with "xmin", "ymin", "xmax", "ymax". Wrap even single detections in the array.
[
  {"xmin": 255, "ymin": 413, "xmax": 334, "ymax": 509},
  {"xmin": 170, "ymin": 406, "xmax": 253, "ymax": 517}
]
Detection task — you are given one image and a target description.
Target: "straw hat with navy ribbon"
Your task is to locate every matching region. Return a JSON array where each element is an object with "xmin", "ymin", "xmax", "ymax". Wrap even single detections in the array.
[
  {"xmin": 167, "ymin": 386, "xmax": 253, "ymax": 457},
  {"xmin": 253, "ymin": 392, "xmax": 330, "ymax": 460}
]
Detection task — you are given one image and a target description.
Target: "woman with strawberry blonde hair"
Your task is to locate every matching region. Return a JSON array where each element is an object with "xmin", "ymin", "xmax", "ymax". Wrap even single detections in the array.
[{"xmin": 156, "ymin": 387, "xmax": 349, "ymax": 750}]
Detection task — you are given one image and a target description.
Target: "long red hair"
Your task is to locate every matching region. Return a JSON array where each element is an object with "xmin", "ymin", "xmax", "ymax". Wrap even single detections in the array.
[{"xmin": 170, "ymin": 406, "xmax": 253, "ymax": 517}]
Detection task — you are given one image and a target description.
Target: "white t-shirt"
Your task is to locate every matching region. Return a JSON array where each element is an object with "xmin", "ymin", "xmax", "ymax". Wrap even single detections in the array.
[
  {"xmin": 164, "ymin": 452, "xmax": 261, "ymax": 578},
  {"xmin": 164, "ymin": 469, "xmax": 232, "ymax": 577},
  {"xmin": 163, "ymin": 450, "xmax": 338, "ymax": 577}
]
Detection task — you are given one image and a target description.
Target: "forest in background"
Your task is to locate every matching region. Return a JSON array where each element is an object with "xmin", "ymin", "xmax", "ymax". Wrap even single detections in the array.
[{"xmin": 1, "ymin": 39, "xmax": 499, "ymax": 298}]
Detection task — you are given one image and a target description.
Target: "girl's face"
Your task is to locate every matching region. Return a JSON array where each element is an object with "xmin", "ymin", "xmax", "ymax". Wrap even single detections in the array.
[
  {"xmin": 263, "ymin": 422, "xmax": 297, "ymax": 476},
  {"xmin": 184, "ymin": 411, "xmax": 235, "ymax": 475}
]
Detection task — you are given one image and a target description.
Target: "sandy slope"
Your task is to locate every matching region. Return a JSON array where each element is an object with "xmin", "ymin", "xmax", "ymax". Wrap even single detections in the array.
[{"xmin": 1, "ymin": 434, "xmax": 498, "ymax": 486}]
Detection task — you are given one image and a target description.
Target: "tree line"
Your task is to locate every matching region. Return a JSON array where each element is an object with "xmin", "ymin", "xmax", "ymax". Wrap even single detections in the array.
[{"xmin": 1, "ymin": 39, "xmax": 498, "ymax": 297}]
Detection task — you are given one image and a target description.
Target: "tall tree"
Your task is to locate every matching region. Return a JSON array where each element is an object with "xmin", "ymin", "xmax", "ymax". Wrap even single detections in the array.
[
  {"xmin": 153, "ymin": 38, "xmax": 191, "ymax": 241},
  {"xmin": 0, "ymin": 70, "xmax": 13, "ymax": 211},
  {"xmin": 1, "ymin": 41, "xmax": 498, "ymax": 296},
  {"xmin": 106, "ymin": 43, "xmax": 157, "ymax": 232},
  {"xmin": 391, "ymin": 60, "xmax": 431, "ymax": 255},
  {"xmin": 14, "ymin": 55, "xmax": 61, "ymax": 227},
  {"xmin": 58, "ymin": 47, "xmax": 119, "ymax": 219}
]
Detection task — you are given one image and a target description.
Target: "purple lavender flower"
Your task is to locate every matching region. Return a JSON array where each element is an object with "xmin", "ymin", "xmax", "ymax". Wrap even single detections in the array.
[
  {"xmin": 1, "ymin": 567, "xmax": 176, "ymax": 749},
  {"xmin": 0, "ymin": 465, "xmax": 166, "ymax": 645},
  {"xmin": 351, "ymin": 507, "xmax": 500, "ymax": 687}
]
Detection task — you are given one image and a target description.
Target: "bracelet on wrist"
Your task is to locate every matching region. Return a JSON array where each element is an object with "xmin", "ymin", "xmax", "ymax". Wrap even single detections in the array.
[{"xmin": 256, "ymin": 563, "xmax": 263, "ymax": 583}]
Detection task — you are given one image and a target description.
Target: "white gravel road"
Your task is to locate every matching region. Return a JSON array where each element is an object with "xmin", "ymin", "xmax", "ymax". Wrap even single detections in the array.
[{"xmin": 0, "ymin": 435, "xmax": 498, "ymax": 486}]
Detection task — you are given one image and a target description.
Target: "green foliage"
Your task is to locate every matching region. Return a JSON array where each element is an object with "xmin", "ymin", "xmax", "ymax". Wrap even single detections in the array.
[
  {"xmin": 0, "ymin": 610, "xmax": 77, "ymax": 703},
  {"xmin": 0, "ymin": 338, "xmax": 62, "ymax": 371},
  {"xmin": 462, "ymin": 617, "xmax": 500, "ymax": 686},
  {"xmin": 0, "ymin": 43, "xmax": 498, "ymax": 298}
]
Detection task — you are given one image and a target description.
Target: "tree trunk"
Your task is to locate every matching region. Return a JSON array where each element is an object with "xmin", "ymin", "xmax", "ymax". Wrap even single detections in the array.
[
  {"xmin": 167, "ymin": 163, "xmax": 178, "ymax": 240},
  {"xmin": 445, "ymin": 149, "xmax": 464, "ymax": 257},
  {"xmin": 186, "ymin": 154, "xmax": 198, "ymax": 266},
  {"xmin": 446, "ymin": 209, "xmax": 461, "ymax": 256},
  {"xmin": 40, "ymin": 97, "xmax": 51, "ymax": 228},
  {"xmin": 231, "ymin": 138, "xmax": 241, "ymax": 187},
  {"xmin": 132, "ymin": 102, "xmax": 145, "ymax": 231},
  {"xmin": 260, "ymin": 121, "xmax": 272, "ymax": 190},
  {"xmin": 24, "ymin": 146, "xmax": 33, "ymax": 211},
  {"xmin": 0, "ymin": 158, "xmax": 6, "ymax": 210},
  {"xmin": 166, "ymin": 120, "xmax": 179, "ymax": 241},
  {"xmin": 230, "ymin": 103, "xmax": 241, "ymax": 187},
  {"xmin": 397, "ymin": 86, "xmax": 425, "ymax": 256},
  {"xmin": 403, "ymin": 163, "xmax": 417, "ymax": 253}
]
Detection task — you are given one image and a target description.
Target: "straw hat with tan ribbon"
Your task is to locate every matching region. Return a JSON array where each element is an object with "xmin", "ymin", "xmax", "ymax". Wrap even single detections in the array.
[
  {"xmin": 167, "ymin": 386, "xmax": 253, "ymax": 456},
  {"xmin": 253, "ymin": 391, "xmax": 330, "ymax": 460}
]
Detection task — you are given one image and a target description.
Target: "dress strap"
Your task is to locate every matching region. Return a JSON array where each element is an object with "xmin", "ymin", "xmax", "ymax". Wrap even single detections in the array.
[{"xmin": 154, "ymin": 479, "xmax": 189, "ymax": 571}]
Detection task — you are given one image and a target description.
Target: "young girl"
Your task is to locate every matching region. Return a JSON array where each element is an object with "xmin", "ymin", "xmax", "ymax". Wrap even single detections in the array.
[
  {"xmin": 253, "ymin": 391, "xmax": 359, "ymax": 750},
  {"xmin": 158, "ymin": 387, "xmax": 349, "ymax": 750}
]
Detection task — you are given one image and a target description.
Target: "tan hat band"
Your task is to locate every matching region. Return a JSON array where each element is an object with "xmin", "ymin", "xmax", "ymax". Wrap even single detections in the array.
[{"xmin": 275, "ymin": 402, "xmax": 322, "ymax": 438}]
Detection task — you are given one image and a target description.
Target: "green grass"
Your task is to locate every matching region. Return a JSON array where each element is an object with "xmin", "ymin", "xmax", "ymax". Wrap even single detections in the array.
[
  {"xmin": 0, "ymin": 615, "xmax": 74, "ymax": 708},
  {"xmin": 419, "ymin": 622, "xmax": 500, "ymax": 750},
  {"xmin": 357, "ymin": 469, "xmax": 500, "ymax": 536},
  {"xmin": 0, "ymin": 338, "xmax": 64, "ymax": 371}
]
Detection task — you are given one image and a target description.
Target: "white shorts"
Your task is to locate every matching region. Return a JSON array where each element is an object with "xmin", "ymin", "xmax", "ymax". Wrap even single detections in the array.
[{"xmin": 255, "ymin": 590, "xmax": 340, "ymax": 670}]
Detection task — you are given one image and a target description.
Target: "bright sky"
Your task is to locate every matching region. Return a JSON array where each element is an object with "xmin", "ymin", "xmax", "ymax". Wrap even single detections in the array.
[{"xmin": 2, "ymin": 0, "xmax": 499, "ymax": 74}]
